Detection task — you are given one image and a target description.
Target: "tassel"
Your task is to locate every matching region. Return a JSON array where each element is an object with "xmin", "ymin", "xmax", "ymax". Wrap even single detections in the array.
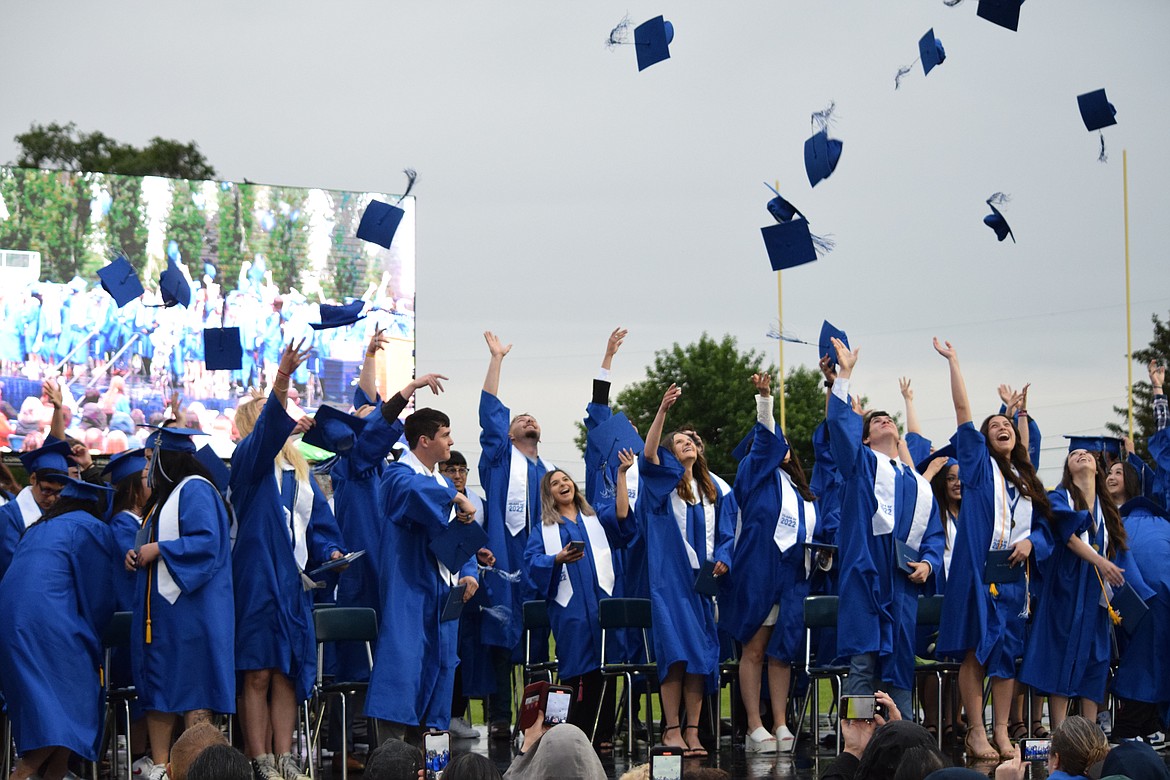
[
  {"xmin": 989, "ymin": 583, "xmax": 999, "ymax": 598},
  {"xmin": 146, "ymin": 618, "xmax": 152, "ymax": 644},
  {"xmin": 99, "ymin": 666, "xmax": 104, "ymax": 688},
  {"xmin": 606, "ymin": 14, "xmax": 632, "ymax": 49},
  {"xmin": 894, "ymin": 61, "xmax": 918, "ymax": 90},
  {"xmin": 811, "ymin": 101, "xmax": 837, "ymax": 133},
  {"xmin": 812, "ymin": 233, "xmax": 836, "ymax": 256},
  {"xmin": 1098, "ymin": 131, "xmax": 1108, "ymax": 163},
  {"xmin": 987, "ymin": 192, "xmax": 1010, "ymax": 206},
  {"xmin": 1108, "ymin": 605, "xmax": 1122, "ymax": 626},
  {"xmin": 396, "ymin": 169, "xmax": 418, "ymax": 204},
  {"xmin": 943, "ymin": 0, "xmax": 965, "ymax": 6}
]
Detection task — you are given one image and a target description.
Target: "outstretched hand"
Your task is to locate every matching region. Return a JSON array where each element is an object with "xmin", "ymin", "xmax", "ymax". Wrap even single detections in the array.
[
  {"xmin": 605, "ymin": 327, "xmax": 628, "ymax": 361},
  {"xmin": 1149, "ymin": 359, "xmax": 1165, "ymax": 390},
  {"xmin": 832, "ymin": 337, "xmax": 858, "ymax": 376},
  {"xmin": 751, "ymin": 372, "xmax": 771, "ymax": 397},
  {"xmin": 484, "ymin": 331, "xmax": 512, "ymax": 359},
  {"xmin": 278, "ymin": 339, "xmax": 312, "ymax": 376},
  {"xmin": 932, "ymin": 337, "xmax": 957, "ymax": 361},
  {"xmin": 659, "ymin": 383, "xmax": 682, "ymax": 412},
  {"xmin": 617, "ymin": 447, "xmax": 637, "ymax": 473},
  {"xmin": 291, "ymin": 415, "xmax": 314, "ymax": 437},
  {"xmin": 366, "ymin": 326, "xmax": 389, "ymax": 357},
  {"xmin": 898, "ymin": 377, "xmax": 913, "ymax": 401},
  {"xmin": 41, "ymin": 378, "xmax": 63, "ymax": 409},
  {"xmin": 818, "ymin": 354, "xmax": 837, "ymax": 383},
  {"xmin": 410, "ymin": 373, "xmax": 448, "ymax": 395}
]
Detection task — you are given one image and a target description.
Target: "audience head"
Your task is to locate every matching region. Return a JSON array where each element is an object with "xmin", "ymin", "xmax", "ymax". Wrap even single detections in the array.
[
  {"xmin": 855, "ymin": 721, "xmax": 942, "ymax": 780},
  {"xmin": 365, "ymin": 739, "xmax": 422, "ymax": 780},
  {"xmin": 442, "ymin": 752, "xmax": 502, "ymax": 780},
  {"xmin": 168, "ymin": 721, "xmax": 229, "ymax": 780},
  {"xmin": 186, "ymin": 743, "xmax": 251, "ymax": 780},
  {"xmin": 1049, "ymin": 715, "xmax": 1109, "ymax": 778},
  {"xmin": 892, "ymin": 745, "xmax": 948, "ymax": 780},
  {"xmin": 1100, "ymin": 740, "xmax": 1170, "ymax": 780}
]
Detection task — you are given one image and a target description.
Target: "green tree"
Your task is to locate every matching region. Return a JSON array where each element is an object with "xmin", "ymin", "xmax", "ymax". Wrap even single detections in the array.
[
  {"xmin": 324, "ymin": 191, "xmax": 366, "ymax": 300},
  {"xmin": 14, "ymin": 122, "xmax": 215, "ymax": 178},
  {"xmin": 1106, "ymin": 310, "xmax": 1170, "ymax": 460},
  {"xmin": 103, "ymin": 173, "xmax": 149, "ymax": 273},
  {"xmin": 215, "ymin": 182, "xmax": 258, "ymax": 288},
  {"xmin": 0, "ymin": 167, "xmax": 95, "ymax": 280},
  {"xmin": 164, "ymin": 180, "xmax": 207, "ymax": 277},
  {"xmin": 264, "ymin": 187, "xmax": 310, "ymax": 292}
]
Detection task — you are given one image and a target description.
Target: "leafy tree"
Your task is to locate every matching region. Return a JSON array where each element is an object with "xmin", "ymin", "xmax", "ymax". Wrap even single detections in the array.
[
  {"xmin": 1106, "ymin": 310, "xmax": 1170, "ymax": 460},
  {"xmin": 164, "ymin": 180, "xmax": 207, "ymax": 278},
  {"xmin": 215, "ymin": 182, "xmax": 259, "ymax": 288},
  {"xmin": 263, "ymin": 187, "xmax": 310, "ymax": 292},
  {"xmin": 13, "ymin": 122, "xmax": 215, "ymax": 179},
  {"xmin": 103, "ymin": 173, "xmax": 149, "ymax": 273},
  {"xmin": 0, "ymin": 167, "xmax": 95, "ymax": 280},
  {"xmin": 324, "ymin": 191, "xmax": 366, "ymax": 300}
]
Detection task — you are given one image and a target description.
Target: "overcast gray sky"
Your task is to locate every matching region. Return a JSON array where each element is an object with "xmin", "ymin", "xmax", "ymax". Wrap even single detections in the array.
[{"xmin": 3, "ymin": 0, "xmax": 1168, "ymax": 485}]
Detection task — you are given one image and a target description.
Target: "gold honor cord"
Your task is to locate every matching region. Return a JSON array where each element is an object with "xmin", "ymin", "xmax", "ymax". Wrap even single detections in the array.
[{"xmin": 141, "ymin": 505, "xmax": 159, "ymax": 644}]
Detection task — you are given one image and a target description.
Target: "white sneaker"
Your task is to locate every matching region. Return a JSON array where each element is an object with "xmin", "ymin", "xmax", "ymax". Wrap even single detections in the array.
[
  {"xmin": 450, "ymin": 716, "xmax": 481, "ymax": 739},
  {"xmin": 252, "ymin": 754, "xmax": 282, "ymax": 780},
  {"xmin": 131, "ymin": 756, "xmax": 155, "ymax": 777},
  {"xmin": 276, "ymin": 752, "xmax": 311, "ymax": 780},
  {"xmin": 1097, "ymin": 711, "xmax": 1113, "ymax": 735},
  {"xmin": 1146, "ymin": 732, "xmax": 1167, "ymax": 750},
  {"xmin": 147, "ymin": 764, "xmax": 168, "ymax": 780},
  {"xmin": 775, "ymin": 724, "xmax": 797, "ymax": 752},
  {"xmin": 745, "ymin": 726, "xmax": 778, "ymax": 753}
]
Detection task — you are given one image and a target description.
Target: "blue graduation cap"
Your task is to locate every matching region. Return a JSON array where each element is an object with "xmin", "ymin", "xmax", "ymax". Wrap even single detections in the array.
[
  {"xmin": 143, "ymin": 426, "xmax": 207, "ymax": 453},
  {"xmin": 919, "ymin": 29, "xmax": 946, "ymax": 75},
  {"xmin": 356, "ymin": 200, "xmax": 405, "ymax": 249},
  {"xmin": 633, "ymin": 15, "xmax": 673, "ymax": 71},
  {"xmin": 915, "ymin": 444, "xmax": 957, "ymax": 475},
  {"xmin": 819, "ymin": 320, "xmax": 849, "ymax": 367},
  {"xmin": 761, "ymin": 221, "xmax": 817, "ymax": 271},
  {"xmin": 194, "ymin": 444, "xmax": 230, "ymax": 493},
  {"xmin": 311, "ymin": 300, "xmax": 366, "ymax": 331},
  {"xmin": 765, "ymin": 184, "xmax": 805, "ymax": 224},
  {"xmin": 429, "ymin": 518, "xmax": 489, "ymax": 572},
  {"xmin": 1078, "ymin": 89, "xmax": 1117, "ymax": 132},
  {"xmin": 1065, "ymin": 435, "xmax": 1124, "ymax": 457},
  {"xmin": 158, "ymin": 258, "xmax": 191, "ymax": 308},
  {"xmin": 97, "ymin": 255, "xmax": 144, "ymax": 308},
  {"xmin": 19, "ymin": 437, "xmax": 74, "ymax": 477},
  {"xmin": 805, "ymin": 129, "xmax": 843, "ymax": 188},
  {"xmin": 585, "ymin": 412, "xmax": 644, "ymax": 470},
  {"xmin": 353, "ymin": 385, "xmax": 379, "ymax": 409},
  {"xmin": 203, "ymin": 327, "xmax": 243, "ymax": 371},
  {"xmin": 59, "ymin": 476, "xmax": 115, "ymax": 512},
  {"xmin": 732, "ymin": 429, "xmax": 756, "ymax": 463},
  {"xmin": 102, "ymin": 449, "xmax": 148, "ymax": 484},
  {"xmin": 977, "ymin": 0, "xmax": 1023, "ymax": 31},
  {"xmin": 302, "ymin": 404, "xmax": 368, "ymax": 454},
  {"xmin": 983, "ymin": 194, "xmax": 1015, "ymax": 243}
]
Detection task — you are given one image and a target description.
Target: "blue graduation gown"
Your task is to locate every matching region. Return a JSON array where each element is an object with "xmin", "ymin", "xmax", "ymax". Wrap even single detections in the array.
[
  {"xmin": 1113, "ymin": 498, "xmax": 1170, "ymax": 703},
  {"xmin": 230, "ymin": 394, "xmax": 345, "ymax": 701},
  {"xmin": 937, "ymin": 422, "xmax": 1051, "ymax": 678},
  {"xmin": 365, "ymin": 459, "xmax": 477, "ymax": 728},
  {"xmin": 478, "ymin": 390, "xmax": 544, "ymax": 659},
  {"xmin": 723, "ymin": 423, "xmax": 815, "ymax": 662},
  {"xmin": 0, "ymin": 491, "xmax": 33, "ymax": 581},
  {"xmin": 637, "ymin": 449, "xmax": 734, "ymax": 692},
  {"xmin": 109, "ymin": 510, "xmax": 140, "ymax": 611},
  {"xmin": 826, "ymin": 389, "xmax": 945, "ymax": 690},
  {"xmin": 0, "ymin": 511, "xmax": 117, "ymax": 760},
  {"xmin": 132, "ymin": 478, "xmax": 236, "ymax": 714},
  {"xmin": 808, "ymin": 420, "xmax": 843, "ymax": 662},
  {"xmin": 456, "ymin": 490, "xmax": 497, "ymax": 698},
  {"xmin": 524, "ymin": 505, "xmax": 635, "ymax": 680},
  {"xmin": 1145, "ymin": 428, "xmax": 1170, "ymax": 509},
  {"xmin": 330, "ymin": 403, "xmax": 403, "ymax": 683}
]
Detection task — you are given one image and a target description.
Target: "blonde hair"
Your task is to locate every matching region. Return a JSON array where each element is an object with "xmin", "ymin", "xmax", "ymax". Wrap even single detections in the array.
[
  {"xmin": 619, "ymin": 765, "xmax": 650, "ymax": 780},
  {"xmin": 1051, "ymin": 715, "xmax": 1108, "ymax": 777},
  {"xmin": 539, "ymin": 469, "xmax": 595, "ymax": 526},
  {"xmin": 234, "ymin": 396, "xmax": 309, "ymax": 482}
]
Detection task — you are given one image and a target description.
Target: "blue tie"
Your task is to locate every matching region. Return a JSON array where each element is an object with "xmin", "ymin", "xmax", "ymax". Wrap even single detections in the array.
[{"xmin": 687, "ymin": 501, "xmax": 708, "ymax": 566}]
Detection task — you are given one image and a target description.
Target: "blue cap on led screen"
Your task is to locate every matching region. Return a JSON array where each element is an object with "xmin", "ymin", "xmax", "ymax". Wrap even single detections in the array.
[
  {"xmin": 159, "ymin": 258, "xmax": 191, "ymax": 308},
  {"xmin": 633, "ymin": 16, "xmax": 673, "ymax": 71},
  {"xmin": 919, "ymin": 29, "xmax": 946, "ymax": 75},
  {"xmin": 97, "ymin": 255, "xmax": 145, "ymax": 308},
  {"xmin": 1077, "ymin": 89, "xmax": 1117, "ymax": 132},
  {"xmin": 203, "ymin": 327, "xmax": 244, "ymax": 371},
  {"xmin": 311, "ymin": 300, "xmax": 366, "ymax": 331},
  {"xmin": 356, "ymin": 200, "xmax": 405, "ymax": 249}
]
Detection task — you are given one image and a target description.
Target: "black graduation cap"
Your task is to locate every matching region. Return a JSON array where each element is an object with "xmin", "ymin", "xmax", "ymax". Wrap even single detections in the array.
[
  {"xmin": 302, "ymin": 404, "xmax": 368, "ymax": 454},
  {"xmin": 158, "ymin": 258, "xmax": 191, "ymax": 308},
  {"xmin": 805, "ymin": 130, "xmax": 843, "ymax": 188},
  {"xmin": 203, "ymin": 327, "xmax": 244, "ymax": 371},
  {"xmin": 1078, "ymin": 89, "xmax": 1118, "ymax": 131},
  {"xmin": 819, "ymin": 320, "xmax": 849, "ymax": 367},
  {"xmin": 585, "ymin": 412, "xmax": 644, "ymax": 470},
  {"xmin": 633, "ymin": 15, "xmax": 674, "ymax": 71},
  {"xmin": 97, "ymin": 255, "xmax": 144, "ymax": 307},
  {"xmin": 977, "ymin": 0, "xmax": 1024, "ymax": 31},
  {"xmin": 919, "ymin": 29, "xmax": 946, "ymax": 75},
  {"xmin": 429, "ymin": 518, "xmax": 489, "ymax": 572},
  {"xmin": 983, "ymin": 193, "xmax": 1015, "ymax": 243},
  {"xmin": 311, "ymin": 300, "xmax": 366, "ymax": 331},
  {"xmin": 1064, "ymin": 435, "xmax": 1124, "ymax": 457}
]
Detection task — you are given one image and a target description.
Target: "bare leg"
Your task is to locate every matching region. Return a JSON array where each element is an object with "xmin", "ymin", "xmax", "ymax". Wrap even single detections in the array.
[
  {"xmin": 1049, "ymin": 695, "xmax": 1069, "ymax": 730},
  {"xmin": 185, "ymin": 709, "xmax": 214, "ymax": 729},
  {"xmin": 682, "ymin": 673, "xmax": 706, "ymax": 754},
  {"xmin": 921, "ymin": 673, "xmax": 941, "ymax": 730},
  {"xmin": 959, "ymin": 651, "xmax": 994, "ymax": 754},
  {"xmin": 10, "ymin": 746, "xmax": 54, "ymax": 780},
  {"xmin": 659, "ymin": 663, "xmax": 687, "ymax": 750},
  {"xmin": 269, "ymin": 671, "xmax": 298, "ymax": 757},
  {"xmin": 39, "ymin": 749, "xmax": 71, "ymax": 780},
  {"xmin": 990, "ymin": 676, "xmax": 1016, "ymax": 756},
  {"xmin": 243, "ymin": 669, "xmax": 274, "ymax": 758},
  {"xmin": 1080, "ymin": 698, "xmax": 1098, "ymax": 724},
  {"xmin": 766, "ymin": 659, "xmax": 792, "ymax": 729},
  {"xmin": 739, "ymin": 625, "xmax": 772, "ymax": 733},
  {"xmin": 145, "ymin": 710, "xmax": 177, "ymax": 765}
]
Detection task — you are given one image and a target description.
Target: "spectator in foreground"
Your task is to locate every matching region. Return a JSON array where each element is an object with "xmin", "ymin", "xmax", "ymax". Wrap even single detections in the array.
[
  {"xmin": 168, "ymin": 722, "xmax": 228, "ymax": 780},
  {"xmin": 187, "ymin": 744, "xmax": 252, "ymax": 780},
  {"xmin": 994, "ymin": 716, "xmax": 1109, "ymax": 780},
  {"xmin": 1100, "ymin": 740, "xmax": 1170, "ymax": 780},
  {"xmin": 442, "ymin": 752, "xmax": 503, "ymax": 780},
  {"xmin": 503, "ymin": 682, "xmax": 606, "ymax": 780},
  {"xmin": 364, "ymin": 739, "xmax": 423, "ymax": 780}
]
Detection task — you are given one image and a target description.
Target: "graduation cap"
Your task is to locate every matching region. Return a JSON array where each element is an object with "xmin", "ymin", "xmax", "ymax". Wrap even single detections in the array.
[
  {"xmin": 59, "ymin": 476, "xmax": 115, "ymax": 515},
  {"xmin": 353, "ymin": 385, "xmax": 379, "ymax": 409},
  {"xmin": 585, "ymin": 412, "xmax": 644, "ymax": 470},
  {"xmin": 915, "ymin": 444, "xmax": 957, "ymax": 475},
  {"xmin": 1064, "ymin": 435, "xmax": 1124, "ymax": 457},
  {"xmin": 732, "ymin": 429, "xmax": 756, "ymax": 463},
  {"xmin": 819, "ymin": 320, "xmax": 849, "ymax": 367},
  {"xmin": 356, "ymin": 169, "xmax": 417, "ymax": 249},
  {"xmin": 311, "ymin": 300, "xmax": 366, "ymax": 331},
  {"xmin": 920, "ymin": 29, "xmax": 946, "ymax": 75},
  {"xmin": 983, "ymin": 193, "xmax": 1015, "ymax": 243},
  {"xmin": 19, "ymin": 437, "xmax": 74, "ymax": 477},
  {"xmin": 633, "ymin": 15, "xmax": 674, "ymax": 71},
  {"xmin": 805, "ymin": 130, "xmax": 843, "ymax": 188},
  {"xmin": 143, "ymin": 426, "xmax": 207, "ymax": 453},
  {"xmin": 158, "ymin": 258, "xmax": 191, "ymax": 308},
  {"xmin": 977, "ymin": 0, "xmax": 1024, "ymax": 31},
  {"xmin": 194, "ymin": 444, "xmax": 230, "ymax": 493},
  {"xmin": 428, "ymin": 518, "xmax": 489, "ymax": 572},
  {"xmin": 760, "ymin": 184, "xmax": 832, "ymax": 271},
  {"xmin": 302, "ymin": 404, "xmax": 368, "ymax": 454},
  {"xmin": 97, "ymin": 255, "xmax": 144, "ymax": 308},
  {"xmin": 203, "ymin": 327, "xmax": 243, "ymax": 371},
  {"xmin": 1078, "ymin": 89, "xmax": 1117, "ymax": 163},
  {"xmin": 102, "ymin": 448, "xmax": 148, "ymax": 484}
]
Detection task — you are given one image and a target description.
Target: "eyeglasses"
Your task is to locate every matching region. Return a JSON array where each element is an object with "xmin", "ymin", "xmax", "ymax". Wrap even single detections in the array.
[
  {"xmin": 441, "ymin": 467, "xmax": 469, "ymax": 475},
  {"xmin": 35, "ymin": 481, "xmax": 63, "ymax": 497}
]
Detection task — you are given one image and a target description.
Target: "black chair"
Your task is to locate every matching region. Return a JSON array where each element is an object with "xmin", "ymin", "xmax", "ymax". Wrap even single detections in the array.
[
  {"xmin": 595, "ymin": 597, "xmax": 657, "ymax": 752},
  {"xmin": 310, "ymin": 607, "xmax": 378, "ymax": 780},
  {"xmin": 791, "ymin": 595, "xmax": 849, "ymax": 754},
  {"xmin": 712, "ymin": 640, "xmax": 741, "ymax": 747},
  {"xmin": 101, "ymin": 611, "xmax": 136, "ymax": 780},
  {"xmin": 913, "ymin": 594, "xmax": 963, "ymax": 748},
  {"xmin": 522, "ymin": 600, "xmax": 557, "ymax": 685}
]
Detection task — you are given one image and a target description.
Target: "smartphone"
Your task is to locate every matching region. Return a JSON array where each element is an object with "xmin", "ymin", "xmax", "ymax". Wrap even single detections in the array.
[
  {"xmin": 1020, "ymin": 738, "xmax": 1051, "ymax": 762},
  {"xmin": 649, "ymin": 745, "xmax": 684, "ymax": 780},
  {"xmin": 543, "ymin": 686, "xmax": 572, "ymax": 726},
  {"xmin": 423, "ymin": 731, "xmax": 450, "ymax": 780},
  {"xmin": 567, "ymin": 540, "xmax": 586, "ymax": 554},
  {"xmin": 839, "ymin": 694, "xmax": 877, "ymax": 720}
]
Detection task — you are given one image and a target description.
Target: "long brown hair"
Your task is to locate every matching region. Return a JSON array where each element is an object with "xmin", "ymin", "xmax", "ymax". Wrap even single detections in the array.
[
  {"xmin": 539, "ymin": 469, "xmax": 596, "ymax": 525},
  {"xmin": 781, "ymin": 446, "xmax": 816, "ymax": 503},
  {"xmin": 978, "ymin": 415, "xmax": 1051, "ymax": 520},
  {"xmin": 1060, "ymin": 452, "xmax": 1127, "ymax": 557},
  {"xmin": 666, "ymin": 431, "xmax": 717, "ymax": 504}
]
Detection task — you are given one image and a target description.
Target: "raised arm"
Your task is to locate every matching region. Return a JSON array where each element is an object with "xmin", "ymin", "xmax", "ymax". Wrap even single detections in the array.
[
  {"xmin": 644, "ymin": 384, "xmax": 681, "ymax": 465},
  {"xmin": 900, "ymin": 377, "xmax": 921, "ymax": 435},
  {"xmin": 751, "ymin": 372, "xmax": 774, "ymax": 433},
  {"xmin": 482, "ymin": 331, "xmax": 512, "ymax": 397},
  {"xmin": 1150, "ymin": 360, "xmax": 1167, "ymax": 432},
  {"xmin": 933, "ymin": 337, "xmax": 972, "ymax": 426},
  {"xmin": 273, "ymin": 339, "xmax": 311, "ymax": 407},
  {"xmin": 358, "ymin": 326, "xmax": 387, "ymax": 405},
  {"xmin": 601, "ymin": 327, "xmax": 627, "ymax": 373},
  {"xmin": 615, "ymin": 447, "xmax": 635, "ymax": 520},
  {"xmin": 43, "ymin": 379, "xmax": 65, "ymax": 441},
  {"xmin": 819, "ymin": 354, "xmax": 837, "ymax": 417}
]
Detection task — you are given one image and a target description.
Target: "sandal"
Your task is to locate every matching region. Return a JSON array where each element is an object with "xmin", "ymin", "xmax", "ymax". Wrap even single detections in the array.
[
  {"xmin": 683, "ymin": 725, "xmax": 709, "ymax": 758},
  {"xmin": 662, "ymin": 724, "xmax": 688, "ymax": 750},
  {"xmin": 1031, "ymin": 720, "xmax": 1050, "ymax": 739},
  {"xmin": 1009, "ymin": 721, "xmax": 1028, "ymax": 741},
  {"xmin": 964, "ymin": 731, "xmax": 1000, "ymax": 763}
]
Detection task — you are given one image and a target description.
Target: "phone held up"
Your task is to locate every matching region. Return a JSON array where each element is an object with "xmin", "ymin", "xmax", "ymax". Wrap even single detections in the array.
[
  {"xmin": 649, "ymin": 745, "xmax": 684, "ymax": 780},
  {"xmin": 423, "ymin": 731, "xmax": 450, "ymax": 780},
  {"xmin": 839, "ymin": 695, "xmax": 888, "ymax": 721}
]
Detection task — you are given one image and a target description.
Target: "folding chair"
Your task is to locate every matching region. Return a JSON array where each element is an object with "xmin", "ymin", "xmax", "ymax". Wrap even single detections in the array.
[
  {"xmin": 791, "ymin": 595, "xmax": 849, "ymax": 753},
  {"xmin": 101, "ymin": 611, "xmax": 136, "ymax": 780},
  {"xmin": 712, "ymin": 640, "xmax": 741, "ymax": 747},
  {"xmin": 310, "ymin": 607, "xmax": 378, "ymax": 780},
  {"xmin": 595, "ymin": 597, "xmax": 657, "ymax": 753},
  {"xmin": 913, "ymin": 595, "xmax": 962, "ymax": 748},
  {"xmin": 522, "ymin": 600, "xmax": 557, "ymax": 685}
]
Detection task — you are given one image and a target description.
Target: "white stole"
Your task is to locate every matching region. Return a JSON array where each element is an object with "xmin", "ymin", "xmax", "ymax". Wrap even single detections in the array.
[
  {"xmin": 871, "ymin": 455, "xmax": 899, "ymax": 536},
  {"xmin": 670, "ymin": 482, "xmax": 716, "ymax": 571},
  {"xmin": 400, "ymin": 449, "xmax": 458, "ymax": 585},
  {"xmin": 776, "ymin": 469, "xmax": 819, "ymax": 576},
  {"xmin": 903, "ymin": 469, "xmax": 934, "ymax": 552},
  {"xmin": 990, "ymin": 463, "xmax": 1034, "ymax": 550},
  {"xmin": 505, "ymin": 445, "xmax": 552, "ymax": 537},
  {"xmin": 467, "ymin": 489, "xmax": 486, "ymax": 529},
  {"xmin": 541, "ymin": 512, "xmax": 615, "ymax": 608},
  {"xmin": 156, "ymin": 476, "xmax": 212, "ymax": 605},
  {"xmin": 14, "ymin": 486, "xmax": 41, "ymax": 528},
  {"xmin": 276, "ymin": 463, "xmax": 315, "ymax": 571}
]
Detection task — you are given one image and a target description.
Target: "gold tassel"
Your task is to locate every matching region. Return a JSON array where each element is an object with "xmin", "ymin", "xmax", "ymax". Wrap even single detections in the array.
[
  {"xmin": 989, "ymin": 583, "xmax": 999, "ymax": 598},
  {"xmin": 1108, "ymin": 606, "xmax": 1122, "ymax": 626},
  {"xmin": 146, "ymin": 618, "xmax": 152, "ymax": 644}
]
